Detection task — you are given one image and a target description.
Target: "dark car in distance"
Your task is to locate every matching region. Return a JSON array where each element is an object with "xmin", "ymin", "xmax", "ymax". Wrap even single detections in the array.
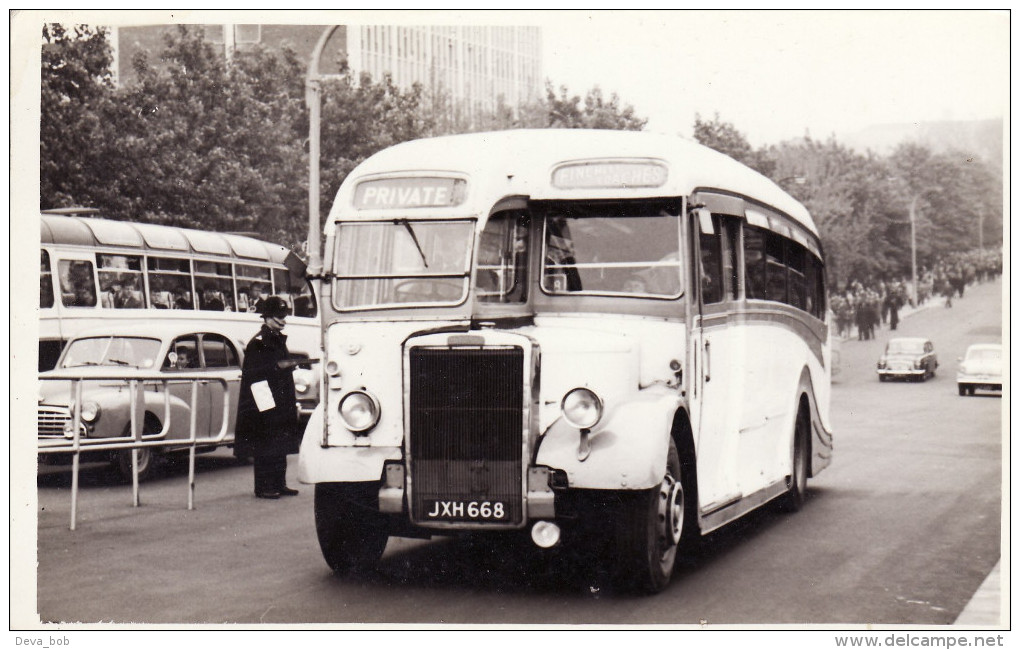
[{"xmin": 877, "ymin": 337, "xmax": 938, "ymax": 382}]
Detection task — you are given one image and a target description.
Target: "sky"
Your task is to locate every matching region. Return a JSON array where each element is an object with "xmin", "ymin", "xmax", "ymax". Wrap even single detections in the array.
[
  {"xmin": 540, "ymin": 10, "xmax": 1009, "ymax": 146},
  {"xmin": 13, "ymin": 8, "xmax": 1009, "ymax": 149}
]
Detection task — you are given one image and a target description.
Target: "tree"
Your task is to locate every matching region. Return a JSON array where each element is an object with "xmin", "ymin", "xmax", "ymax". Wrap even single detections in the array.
[
  {"xmin": 40, "ymin": 24, "xmax": 120, "ymax": 210},
  {"xmin": 770, "ymin": 136, "xmax": 896, "ymax": 288},
  {"xmin": 888, "ymin": 143, "xmax": 1003, "ymax": 266},
  {"xmin": 543, "ymin": 83, "xmax": 646, "ymax": 130},
  {"xmin": 316, "ymin": 64, "xmax": 435, "ymax": 219},
  {"xmin": 692, "ymin": 113, "xmax": 776, "ymax": 177},
  {"xmin": 111, "ymin": 26, "xmax": 313, "ymax": 245}
]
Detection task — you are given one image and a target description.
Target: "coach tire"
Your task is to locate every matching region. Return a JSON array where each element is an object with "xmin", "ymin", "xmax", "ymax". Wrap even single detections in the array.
[
  {"xmin": 779, "ymin": 404, "xmax": 810, "ymax": 513},
  {"xmin": 314, "ymin": 482, "xmax": 390, "ymax": 576},
  {"xmin": 613, "ymin": 437, "xmax": 682, "ymax": 594}
]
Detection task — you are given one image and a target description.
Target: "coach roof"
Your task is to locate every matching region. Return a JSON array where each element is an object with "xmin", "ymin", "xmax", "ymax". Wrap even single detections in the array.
[{"xmin": 333, "ymin": 129, "xmax": 815, "ymax": 235}]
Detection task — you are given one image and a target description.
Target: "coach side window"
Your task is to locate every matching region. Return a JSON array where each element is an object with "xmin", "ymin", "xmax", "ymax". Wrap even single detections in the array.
[
  {"xmin": 195, "ymin": 261, "xmax": 235, "ymax": 311},
  {"xmin": 721, "ymin": 217, "xmax": 740, "ymax": 300},
  {"xmin": 41, "ymin": 250, "xmax": 54, "ymax": 309},
  {"xmin": 698, "ymin": 215, "xmax": 724, "ymax": 304},
  {"xmin": 788, "ymin": 242, "xmax": 807, "ymax": 311},
  {"xmin": 97, "ymin": 254, "xmax": 144, "ymax": 309},
  {"xmin": 805, "ymin": 254, "xmax": 826, "ymax": 319},
  {"xmin": 764, "ymin": 232, "xmax": 787, "ymax": 303},
  {"xmin": 476, "ymin": 211, "xmax": 529, "ymax": 304},
  {"xmin": 59, "ymin": 259, "xmax": 97, "ymax": 307},
  {"xmin": 743, "ymin": 226, "xmax": 766, "ymax": 300},
  {"xmin": 148, "ymin": 257, "xmax": 194, "ymax": 310}
]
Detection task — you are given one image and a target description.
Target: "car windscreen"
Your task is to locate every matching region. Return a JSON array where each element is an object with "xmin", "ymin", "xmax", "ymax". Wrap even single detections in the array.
[
  {"xmin": 967, "ymin": 348, "xmax": 1001, "ymax": 361},
  {"xmin": 886, "ymin": 340, "xmax": 924, "ymax": 355},
  {"xmin": 61, "ymin": 336, "xmax": 162, "ymax": 369}
]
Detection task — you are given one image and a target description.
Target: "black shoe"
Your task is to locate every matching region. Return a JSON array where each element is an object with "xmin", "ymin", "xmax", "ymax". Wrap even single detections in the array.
[
  {"xmin": 255, "ymin": 491, "xmax": 281, "ymax": 499},
  {"xmin": 278, "ymin": 486, "xmax": 299, "ymax": 496}
]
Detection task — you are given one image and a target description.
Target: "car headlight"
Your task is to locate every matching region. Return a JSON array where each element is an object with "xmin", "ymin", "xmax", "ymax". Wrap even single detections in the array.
[
  {"xmin": 75, "ymin": 400, "xmax": 101, "ymax": 423},
  {"xmin": 914, "ymin": 359, "xmax": 924, "ymax": 369},
  {"xmin": 561, "ymin": 387, "xmax": 603, "ymax": 429},
  {"xmin": 877, "ymin": 359, "xmax": 887, "ymax": 369},
  {"xmin": 338, "ymin": 390, "xmax": 380, "ymax": 434},
  {"xmin": 293, "ymin": 368, "xmax": 311, "ymax": 394}
]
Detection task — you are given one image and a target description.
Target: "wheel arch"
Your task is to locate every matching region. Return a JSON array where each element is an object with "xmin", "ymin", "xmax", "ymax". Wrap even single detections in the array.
[
  {"xmin": 668, "ymin": 405, "xmax": 700, "ymax": 537},
  {"xmin": 796, "ymin": 365, "xmax": 832, "ymax": 478}
]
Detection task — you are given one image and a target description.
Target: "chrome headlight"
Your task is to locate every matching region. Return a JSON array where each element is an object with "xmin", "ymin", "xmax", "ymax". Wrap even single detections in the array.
[
  {"xmin": 293, "ymin": 368, "xmax": 312, "ymax": 394},
  {"xmin": 561, "ymin": 387, "xmax": 603, "ymax": 429},
  {"xmin": 76, "ymin": 400, "xmax": 101, "ymax": 423},
  {"xmin": 338, "ymin": 390, "xmax": 380, "ymax": 434}
]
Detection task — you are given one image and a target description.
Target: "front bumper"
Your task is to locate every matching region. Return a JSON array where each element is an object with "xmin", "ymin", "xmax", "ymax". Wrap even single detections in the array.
[
  {"xmin": 877, "ymin": 368, "xmax": 926, "ymax": 378},
  {"xmin": 957, "ymin": 374, "xmax": 1002, "ymax": 389},
  {"xmin": 379, "ymin": 462, "xmax": 558, "ymax": 524}
]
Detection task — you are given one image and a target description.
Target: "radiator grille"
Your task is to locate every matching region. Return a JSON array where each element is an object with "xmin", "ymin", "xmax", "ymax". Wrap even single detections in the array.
[
  {"xmin": 408, "ymin": 347, "xmax": 525, "ymax": 525},
  {"xmin": 38, "ymin": 406, "xmax": 71, "ymax": 438}
]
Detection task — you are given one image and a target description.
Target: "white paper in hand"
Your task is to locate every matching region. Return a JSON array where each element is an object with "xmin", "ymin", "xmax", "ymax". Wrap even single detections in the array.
[{"xmin": 251, "ymin": 380, "xmax": 276, "ymax": 412}]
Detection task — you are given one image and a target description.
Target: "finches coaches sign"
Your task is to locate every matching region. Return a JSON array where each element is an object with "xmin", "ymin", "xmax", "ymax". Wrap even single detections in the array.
[
  {"xmin": 552, "ymin": 161, "xmax": 668, "ymax": 189},
  {"xmin": 354, "ymin": 177, "xmax": 467, "ymax": 209}
]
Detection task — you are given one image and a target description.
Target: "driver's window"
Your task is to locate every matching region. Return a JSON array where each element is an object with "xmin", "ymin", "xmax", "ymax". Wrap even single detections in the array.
[
  {"xmin": 164, "ymin": 335, "xmax": 199, "ymax": 370},
  {"xmin": 476, "ymin": 211, "xmax": 529, "ymax": 303}
]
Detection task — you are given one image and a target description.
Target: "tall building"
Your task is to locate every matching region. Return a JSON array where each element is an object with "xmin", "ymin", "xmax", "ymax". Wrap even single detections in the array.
[{"xmin": 114, "ymin": 24, "xmax": 543, "ymax": 123}]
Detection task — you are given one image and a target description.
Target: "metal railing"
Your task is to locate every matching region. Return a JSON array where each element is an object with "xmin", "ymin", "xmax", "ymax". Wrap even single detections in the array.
[{"xmin": 38, "ymin": 371, "xmax": 234, "ymax": 530}]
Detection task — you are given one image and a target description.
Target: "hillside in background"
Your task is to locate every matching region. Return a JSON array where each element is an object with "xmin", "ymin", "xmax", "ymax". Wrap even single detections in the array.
[{"xmin": 841, "ymin": 118, "xmax": 1003, "ymax": 168}]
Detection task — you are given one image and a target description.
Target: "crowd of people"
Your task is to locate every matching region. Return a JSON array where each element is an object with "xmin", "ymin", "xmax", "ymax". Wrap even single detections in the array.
[{"xmin": 829, "ymin": 249, "xmax": 1002, "ymax": 341}]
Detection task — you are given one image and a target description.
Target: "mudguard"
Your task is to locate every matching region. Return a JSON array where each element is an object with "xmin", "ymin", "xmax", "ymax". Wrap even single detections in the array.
[
  {"xmin": 534, "ymin": 389, "xmax": 681, "ymax": 490},
  {"xmin": 795, "ymin": 366, "xmax": 833, "ymax": 477},
  {"xmin": 297, "ymin": 404, "xmax": 401, "ymax": 483}
]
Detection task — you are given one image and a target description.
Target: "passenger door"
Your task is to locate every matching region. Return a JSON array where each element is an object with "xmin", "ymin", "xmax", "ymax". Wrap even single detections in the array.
[
  {"xmin": 690, "ymin": 211, "xmax": 742, "ymax": 509},
  {"xmin": 199, "ymin": 333, "xmax": 242, "ymax": 440}
]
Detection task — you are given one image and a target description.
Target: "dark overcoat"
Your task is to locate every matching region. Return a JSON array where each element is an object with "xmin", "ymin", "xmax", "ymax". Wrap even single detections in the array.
[{"xmin": 234, "ymin": 324, "xmax": 300, "ymax": 458}]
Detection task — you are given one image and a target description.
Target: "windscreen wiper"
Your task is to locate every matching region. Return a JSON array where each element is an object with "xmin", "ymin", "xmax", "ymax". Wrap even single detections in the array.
[{"xmin": 396, "ymin": 218, "xmax": 429, "ymax": 268}]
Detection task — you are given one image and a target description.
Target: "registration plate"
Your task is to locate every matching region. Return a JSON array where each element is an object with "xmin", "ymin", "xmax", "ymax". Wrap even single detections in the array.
[{"xmin": 424, "ymin": 499, "xmax": 508, "ymax": 521}]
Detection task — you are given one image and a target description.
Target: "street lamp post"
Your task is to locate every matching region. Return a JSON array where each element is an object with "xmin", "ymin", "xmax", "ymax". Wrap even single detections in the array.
[
  {"xmin": 908, "ymin": 194, "xmax": 920, "ymax": 306},
  {"xmin": 978, "ymin": 209, "xmax": 984, "ymax": 250},
  {"xmin": 305, "ymin": 25, "xmax": 340, "ymax": 278}
]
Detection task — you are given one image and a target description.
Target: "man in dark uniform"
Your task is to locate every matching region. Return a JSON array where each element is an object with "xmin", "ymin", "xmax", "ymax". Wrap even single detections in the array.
[{"xmin": 234, "ymin": 296, "xmax": 302, "ymax": 499}]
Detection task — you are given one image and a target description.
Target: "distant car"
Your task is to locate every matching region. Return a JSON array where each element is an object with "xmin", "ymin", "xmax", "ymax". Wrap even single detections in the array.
[
  {"xmin": 957, "ymin": 343, "xmax": 1003, "ymax": 396},
  {"xmin": 877, "ymin": 337, "xmax": 938, "ymax": 382},
  {"xmin": 38, "ymin": 324, "xmax": 245, "ymax": 480}
]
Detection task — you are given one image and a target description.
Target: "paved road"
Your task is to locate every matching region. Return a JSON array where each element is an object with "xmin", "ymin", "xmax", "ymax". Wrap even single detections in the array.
[{"xmin": 31, "ymin": 279, "xmax": 1003, "ymax": 626}]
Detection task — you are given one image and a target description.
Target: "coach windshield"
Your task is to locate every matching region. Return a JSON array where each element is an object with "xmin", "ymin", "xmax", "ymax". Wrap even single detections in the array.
[
  {"xmin": 331, "ymin": 219, "xmax": 474, "ymax": 310},
  {"xmin": 540, "ymin": 203, "xmax": 684, "ymax": 299}
]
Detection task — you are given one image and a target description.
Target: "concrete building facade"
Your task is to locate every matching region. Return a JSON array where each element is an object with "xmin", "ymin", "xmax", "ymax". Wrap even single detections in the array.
[{"xmin": 114, "ymin": 24, "xmax": 543, "ymax": 121}]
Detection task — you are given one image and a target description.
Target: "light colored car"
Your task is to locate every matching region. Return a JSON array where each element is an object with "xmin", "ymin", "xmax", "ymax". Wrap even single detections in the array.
[
  {"xmin": 38, "ymin": 323, "xmax": 245, "ymax": 479},
  {"xmin": 957, "ymin": 343, "xmax": 1003, "ymax": 396},
  {"xmin": 877, "ymin": 337, "xmax": 938, "ymax": 382}
]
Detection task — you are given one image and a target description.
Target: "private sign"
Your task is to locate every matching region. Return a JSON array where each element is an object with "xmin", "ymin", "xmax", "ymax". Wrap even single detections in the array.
[{"xmin": 354, "ymin": 177, "xmax": 466, "ymax": 209}]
